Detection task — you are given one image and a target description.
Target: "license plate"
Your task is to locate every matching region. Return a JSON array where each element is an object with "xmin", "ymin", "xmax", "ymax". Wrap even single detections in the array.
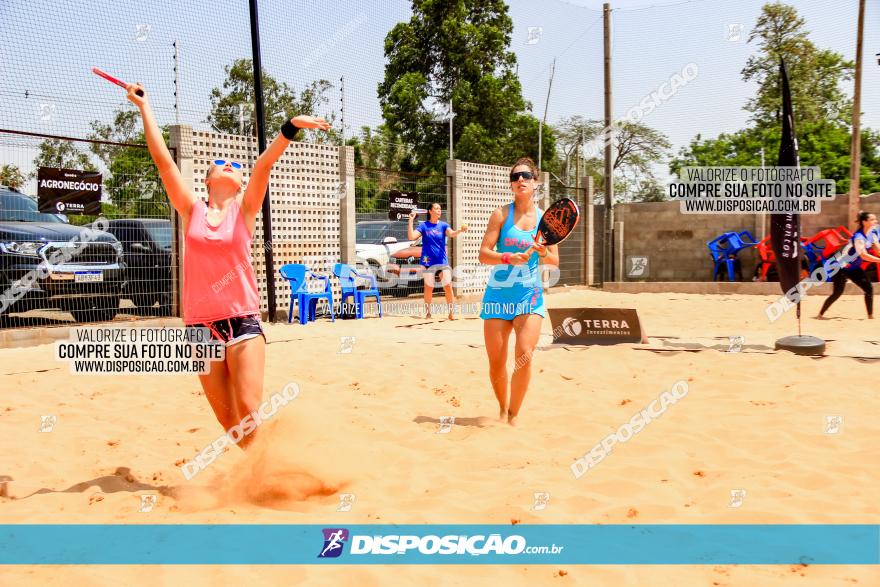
[{"xmin": 74, "ymin": 272, "xmax": 103, "ymax": 283}]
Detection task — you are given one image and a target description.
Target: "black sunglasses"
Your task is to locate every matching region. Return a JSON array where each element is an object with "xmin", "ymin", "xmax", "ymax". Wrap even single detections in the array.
[
  {"xmin": 510, "ymin": 171, "xmax": 535, "ymax": 182},
  {"xmin": 214, "ymin": 159, "xmax": 242, "ymax": 169}
]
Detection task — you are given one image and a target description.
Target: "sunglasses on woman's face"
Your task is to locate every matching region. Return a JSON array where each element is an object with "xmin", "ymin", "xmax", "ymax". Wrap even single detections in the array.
[
  {"xmin": 213, "ymin": 159, "xmax": 242, "ymax": 169},
  {"xmin": 510, "ymin": 171, "xmax": 535, "ymax": 182}
]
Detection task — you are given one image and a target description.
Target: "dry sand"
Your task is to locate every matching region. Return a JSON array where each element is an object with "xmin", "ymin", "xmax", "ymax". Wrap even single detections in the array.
[{"xmin": 1, "ymin": 288, "xmax": 878, "ymax": 586}]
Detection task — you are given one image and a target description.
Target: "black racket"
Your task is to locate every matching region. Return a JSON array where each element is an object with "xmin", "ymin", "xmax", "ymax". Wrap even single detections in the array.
[{"xmin": 523, "ymin": 197, "xmax": 580, "ymax": 256}]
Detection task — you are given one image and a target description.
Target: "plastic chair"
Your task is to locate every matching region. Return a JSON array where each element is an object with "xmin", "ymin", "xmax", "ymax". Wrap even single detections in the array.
[
  {"xmin": 333, "ymin": 263, "xmax": 382, "ymax": 319},
  {"xmin": 278, "ymin": 264, "xmax": 335, "ymax": 324},
  {"xmin": 802, "ymin": 226, "xmax": 853, "ymax": 280},
  {"xmin": 707, "ymin": 230, "xmax": 758, "ymax": 281},
  {"xmin": 754, "ymin": 235, "xmax": 777, "ymax": 281},
  {"xmin": 753, "ymin": 235, "xmax": 812, "ymax": 281}
]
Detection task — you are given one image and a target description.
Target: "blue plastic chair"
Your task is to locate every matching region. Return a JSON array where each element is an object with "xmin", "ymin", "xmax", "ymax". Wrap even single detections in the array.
[
  {"xmin": 707, "ymin": 230, "xmax": 758, "ymax": 282},
  {"xmin": 333, "ymin": 263, "xmax": 382, "ymax": 319},
  {"xmin": 278, "ymin": 264, "xmax": 335, "ymax": 324}
]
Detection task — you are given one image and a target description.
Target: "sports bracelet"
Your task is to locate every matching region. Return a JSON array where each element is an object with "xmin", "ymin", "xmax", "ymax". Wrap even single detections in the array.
[
  {"xmin": 281, "ymin": 120, "xmax": 302, "ymax": 141},
  {"xmin": 501, "ymin": 252, "xmax": 511, "ymax": 264}
]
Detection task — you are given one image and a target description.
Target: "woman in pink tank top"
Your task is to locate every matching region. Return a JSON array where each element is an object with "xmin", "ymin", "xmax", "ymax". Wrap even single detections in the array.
[{"xmin": 127, "ymin": 82, "xmax": 330, "ymax": 449}]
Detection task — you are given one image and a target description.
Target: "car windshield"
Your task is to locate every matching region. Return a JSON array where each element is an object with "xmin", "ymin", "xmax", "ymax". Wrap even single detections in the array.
[
  {"xmin": 142, "ymin": 222, "xmax": 172, "ymax": 250},
  {"xmin": 0, "ymin": 191, "xmax": 66, "ymax": 223},
  {"xmin": 356, "ymin": 222, "xmax": 409, "ymax": 244}
]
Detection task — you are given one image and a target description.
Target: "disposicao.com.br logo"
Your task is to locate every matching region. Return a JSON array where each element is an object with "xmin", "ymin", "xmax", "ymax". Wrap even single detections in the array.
[{"xmin": 317, "ymin": 528, "xmax": 564, "ymax": 558}]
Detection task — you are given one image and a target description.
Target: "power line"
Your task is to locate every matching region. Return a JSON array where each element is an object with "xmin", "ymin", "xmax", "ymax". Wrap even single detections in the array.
[{"xmin": 523, "ymin": 14, "xmax": 603, "ymax": 88}]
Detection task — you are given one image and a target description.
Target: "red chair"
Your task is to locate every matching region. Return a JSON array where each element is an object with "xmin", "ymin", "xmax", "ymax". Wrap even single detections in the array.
[
  {"xmin": 753, "ymin": 235, "xmax": 812, "ymax": 281},
  {"xmin": 754, "ymin": 236, "xmax": 776, "ymax": 281},
  {"xmin": 802, "ymin": 226, "xmax": 853, "ymax": 279},
  {"xmin": 802, "ymin": 226, "xmax": 852, "ymax": 257}
]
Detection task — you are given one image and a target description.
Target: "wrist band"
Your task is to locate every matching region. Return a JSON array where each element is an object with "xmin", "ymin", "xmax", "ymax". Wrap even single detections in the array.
[
  {"xmin": 501, "ymin": 252, "xmax": 510, "ymax": 264},
  {"xmin": 281, "ymin": 120, "xmax": 301, "ymax": 141}
]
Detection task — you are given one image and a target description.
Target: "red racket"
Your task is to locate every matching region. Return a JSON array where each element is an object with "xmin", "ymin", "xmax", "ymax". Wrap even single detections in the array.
[{"xmin": 92, "ymin": 67, "xmax": 143, "ymax": 96}]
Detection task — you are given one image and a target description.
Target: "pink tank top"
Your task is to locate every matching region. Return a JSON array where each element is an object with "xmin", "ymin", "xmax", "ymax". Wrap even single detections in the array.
[{"xmin": 182, "ymin": 199, "xmax": 261, "ymax": 324}]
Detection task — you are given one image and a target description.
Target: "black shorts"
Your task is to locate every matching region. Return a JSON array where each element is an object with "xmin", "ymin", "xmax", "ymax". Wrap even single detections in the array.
[{"xmin": 186, "ymin": 315, "xmax": 264, "ymax": 346}]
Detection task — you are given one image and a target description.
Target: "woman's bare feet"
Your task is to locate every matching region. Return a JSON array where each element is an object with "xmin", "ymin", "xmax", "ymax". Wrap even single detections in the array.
[
  {"xmin": 499, "ymin": 407, "xmax": 508, "ymax": 422},
  {"xmin": 507, "ymin": 413, "xmax": 518, "ymax": 427}
]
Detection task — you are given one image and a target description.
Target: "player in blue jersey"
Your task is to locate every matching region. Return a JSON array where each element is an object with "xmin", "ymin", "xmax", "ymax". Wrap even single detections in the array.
[
  {"xmin": 408, "ymin": 202, "xmax": 468, "ymax": 320},
  {"xmin": 818, "ymin": 211, "xmax": 880, "ymax": 319}
]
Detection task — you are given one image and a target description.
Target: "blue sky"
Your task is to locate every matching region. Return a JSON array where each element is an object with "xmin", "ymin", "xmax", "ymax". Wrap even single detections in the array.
[{"xmin": 0, "ymin": 0, "xmax": 877, "ymax": 185}]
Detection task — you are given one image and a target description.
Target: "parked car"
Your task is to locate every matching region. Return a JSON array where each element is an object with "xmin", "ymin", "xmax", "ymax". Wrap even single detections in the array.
[
  {"xmin": 384, "ymin": 236, "xmax": 445, "ymax": 296},
  {"xmin": 104, "ymin": 219, "xmax": 172, "ymax": 314},
  {"xmin": 0, "ymin": 187, "xmax": 125, "ymax": 322},
  {"xmin": 355, "ymin": 220, "xmax": 415, "ymax": 281}
]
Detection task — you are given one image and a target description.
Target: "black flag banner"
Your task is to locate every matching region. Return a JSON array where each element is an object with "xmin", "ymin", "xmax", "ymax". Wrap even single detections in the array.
[{"xmin": 770, "ymin": 60, "xmax": 802, "ymax": 313}]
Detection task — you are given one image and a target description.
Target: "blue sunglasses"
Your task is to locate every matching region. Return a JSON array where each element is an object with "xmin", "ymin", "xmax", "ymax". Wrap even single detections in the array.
[{"xmin": 213, "ymin": 159, "xmax": 242, "ymax": 169}]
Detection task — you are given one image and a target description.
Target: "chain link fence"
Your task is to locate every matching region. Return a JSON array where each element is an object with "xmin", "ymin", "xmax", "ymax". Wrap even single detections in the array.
[{"xmin": 0, "ymin": 130, "xmax": 174, "ymax": 329}]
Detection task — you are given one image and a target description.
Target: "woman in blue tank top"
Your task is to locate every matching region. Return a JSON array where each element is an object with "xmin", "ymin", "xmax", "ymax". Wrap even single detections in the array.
[
  {"xmin": 478, "ymin": 157, "xmax": 559, "ymax": 426},
  {"xmin": 818, "ymin": 211, "xmax": 880, "ymax": 319}
]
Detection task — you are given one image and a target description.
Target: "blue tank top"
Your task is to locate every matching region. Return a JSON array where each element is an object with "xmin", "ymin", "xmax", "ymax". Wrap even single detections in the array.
[
  {"xmin": 487, "ymin": 203, "xmax": 543, "ymax": 289},
  {"xmin": 844, "ymin": 229, "xmax": 871, "ymax": 270}
]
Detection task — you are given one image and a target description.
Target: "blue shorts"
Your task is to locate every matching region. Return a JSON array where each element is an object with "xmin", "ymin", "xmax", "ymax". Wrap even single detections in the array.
[{"xmin": 480, "ymin": 285, "xmax": 546, "ymax": 320}]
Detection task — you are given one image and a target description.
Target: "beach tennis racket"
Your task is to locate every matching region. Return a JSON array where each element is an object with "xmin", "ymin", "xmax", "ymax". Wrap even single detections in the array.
[
  {"xmin": 92, "ymin": 67, "xmax": 143, "ymax": 96},
  {"xmin": 523, "ymin": 197, "xmax": 580, "ymax": 256}
]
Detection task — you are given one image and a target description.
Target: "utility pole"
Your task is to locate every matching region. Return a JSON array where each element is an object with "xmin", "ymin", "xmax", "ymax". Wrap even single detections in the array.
[
  {"xmin": 340, "ymin": 75, "xmax": 346, "ymax": 143},
  {"xmin": 848, "ymin": 0, "xmax": 865, "ymax": 225},
  {"xmin": 448, "ymin": 101, "xmax": 454, "ymax": 160},
  {"xmin": 602, "ymin": 3, "xmax": 614, "ymax": 283},
  {"xmin": 538, "ymin": 58, "xmax": 556, "ymax": 171},
  {"xmin": 238, "ymin": 103, "xmax": 247, "ymax": 136},
  {"xmin": 759, "ymin": 147, "xmax": 766, "ymax": 237},
  {"xmin": 172, "ymin": 40, "xmax": 180, "ymax": 125}
]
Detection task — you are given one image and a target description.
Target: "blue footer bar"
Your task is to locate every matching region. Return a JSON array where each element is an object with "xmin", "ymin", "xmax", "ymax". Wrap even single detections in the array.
[{"xmin": 1, "ymin": 524, "xmax": 877, "ymax": 565}]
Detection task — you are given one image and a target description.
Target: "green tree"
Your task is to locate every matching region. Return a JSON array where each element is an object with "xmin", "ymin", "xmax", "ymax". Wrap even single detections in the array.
[
  {"xmin": 88, "ymin": 109, "xmax": 169, "ymax": 218},
  {"xmin": 351, "ymin": 125, "xmax": 412, "ymax": 170},
  {"xmin": 554, "ymin": 116, "xmax": 671, "ymax": 201},
  {"xmin": 631, "ymin": 177, "xmax": 667, "ymax": 202},
  {"xmin": 0, "ymin": 164, "xmax": 25, "ymax": 190},
  {"xmin": 670, "ymin": 123, "xmax": 880, "ymax": 194},
  {"xmin": 742, "ymin": 2, "xmax": 853, "ymax": 127},
  {"xmin": 379, "ymin": 0, "xmax": 554, "ymax": 171},
  {"xmin": 207, "ymin": 59, "xmax": 338, "ymax": 142},
  {"xmin": 32, "ymin": 140, "xmax": 96, "ymax": 176},
  {"xmin": 672, "ymin": 2, "xmax": 878, "ymax": 195}
]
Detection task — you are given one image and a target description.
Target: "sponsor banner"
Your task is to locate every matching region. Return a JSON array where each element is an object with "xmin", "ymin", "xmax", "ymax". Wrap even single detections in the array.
[
  {"xmin": 0, "ymin": 525, "xmax": 876, "ymax": 564},
  {"xmin": 388, "ymin": 190, "xmax": 421, "ymax": 221},
  {"xmin": 37, "ymin": 168, "xmax": 102, "ymax": 215},
  {"xmin": 549, "ymin": 308, "xmax": 643, "ymax": 345},
  {"xmin": 771, "ymin": 60, "xmax": 803, "ymax": 299}
]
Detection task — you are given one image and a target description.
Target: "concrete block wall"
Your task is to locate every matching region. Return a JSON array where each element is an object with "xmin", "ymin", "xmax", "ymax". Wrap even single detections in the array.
[{"xmin": 613, "ymin": 194, "xmax": 880, "ymax": 282}]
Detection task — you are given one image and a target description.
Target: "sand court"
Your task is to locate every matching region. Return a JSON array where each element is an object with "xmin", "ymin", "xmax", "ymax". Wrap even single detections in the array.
[{"xmin": 0, "ymin": 288, "xmax": 877, "ymax": 584}]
